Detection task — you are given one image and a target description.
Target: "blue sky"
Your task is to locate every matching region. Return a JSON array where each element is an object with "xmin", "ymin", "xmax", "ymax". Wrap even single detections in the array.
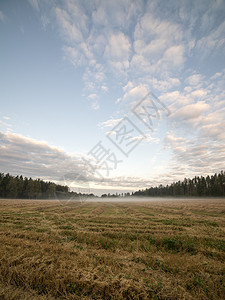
[{"xmin": 0, "ymin": 0, "xmax": 225, "ymax": 195}]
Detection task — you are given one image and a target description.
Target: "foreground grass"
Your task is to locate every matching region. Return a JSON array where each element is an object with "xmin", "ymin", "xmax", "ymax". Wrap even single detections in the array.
[{"xmin": 0, "ymin": 198, "xmax": 224, "ymax": 299}]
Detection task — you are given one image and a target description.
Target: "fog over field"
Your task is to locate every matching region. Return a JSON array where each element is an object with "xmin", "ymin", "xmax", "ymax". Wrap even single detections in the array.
[{"xmin": 56, "ymin": 196, "xmax": 225, "ymax": 203}]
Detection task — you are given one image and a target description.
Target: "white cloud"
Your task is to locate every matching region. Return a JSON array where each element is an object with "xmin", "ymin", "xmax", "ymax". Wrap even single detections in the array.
[
  {"xmin": 196, "ymin": 19, "xmax": 225, "ymax": 56},
  {"xmin": 101, "ymin": 85, "xmax": 108, "ymax": 92},
  {"xmin": 82, "ymin": 64, "xmax": 106, "ymax": 96},
  {"xmin": 171, "ymin": 101, "xmax": 209, "ymax": 121},
  {"xmin": 163, "ymin": 45, "xmax": 185, "ymax": 67},
  {"xmin": 163, "ymin": 128, "xmax": 225, "ymax": 183},
  {"xmin": 191, "ymin": 89, "xmax": 208, "ymax": 99},
  {"xmin": 99, "ymin": 118, "xmax": 122, "ymax": 129},
  {"xmin": 88, "ymin": 93, "xmax": 98, "ymax": 100},
  {"xmin": 131, "ymin": 11, "xmax": 184, "ymax": 74},
  {"xmin": 211, "ymin": 71, "xmax": 223, "ymax": 80},
  {"xmin": 92, "ymin": 4, "xmax": 108, "ymax": 27},
  {"xmin": 25, "ymin": 0, "xmax": 225, "ymax": 188},
  {"xmin": 91, "ymin": 0, "xmax": 141, "ymax": 31},
  {"xmin": 104, "ymin": 32, "xmax": 131, "ymax": 73},
  {"xmin": 0, "ymin": 131, "xmax": 90, "ymax": 181},
  {"xmin": 134, "ymin": 13, "xmax": 182, "ymax": 45},
  {"xmin": 123, "ymin": 81, "xmax": 133, "ymax": 92},
  {"xmin": 0, "ymin": 10, "xmax": 6, "ymax": 23},
  {"xmin": 132, "ymin": 134, "xmax": 160, "ymax": 144},
  {"xmin": 148, "ymin": 44, "xmax": 185, "ymax": 74},
  {"xmin": 55, "ymin": 7, "xmax": 84, "ymax": 44},
  {"xmin": 105, "ymin": 32, "xmax": 131, "ymax": 60},
  {"xmin": 29, "ymin": 0, "xmax": 225, "ymax": 97},
  {"xmin": 186, "ymin": 74, "xmax": 204, "ymax": 86},
  {"xmin": 63, "ymin": 46, "xmax": 86, "ymax": 66},
  {"xmin": 0, "ymin": 130, "xmax": 161, "ymax": 190},
  {"xmin": 0, "ymin": 120, "xmax": 12, "ymax": 130},
  {"xmin": 122, "ymin": 83, "xmax": 149, "ymax": 102},
  {"xmin": 162, "ymin": 70, "xmax": 225, "ymax": 182},
  {"xmin": 41, "ymin": 15, "xmax": 50, "ymax": 30},
  {"xmin": 200, "ymin": 121, "xmax": 225, "ymax": 140},
  {"xmin": 148, "ymin": 77, "xmax": 180, "ymax": 92},
  {"xmin": 130, "ymin": 54, "xmax": 151, "ymax": 74},
  {"xmin": 28, "ymin": 0, "xmax": 40, "ymax": 12},
  {"xmin": 91, "ymin": 101, "xmax": 100, "ymax": 110}
]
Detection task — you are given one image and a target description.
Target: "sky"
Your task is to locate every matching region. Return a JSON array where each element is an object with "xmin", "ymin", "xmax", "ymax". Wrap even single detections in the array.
[{"xmin": 0, "ymin": 0, "xmax": 225, "ymax": 195}]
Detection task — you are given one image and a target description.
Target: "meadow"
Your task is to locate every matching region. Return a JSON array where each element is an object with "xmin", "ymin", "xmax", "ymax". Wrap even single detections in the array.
[{"xmin": 0, "ymin": 198, "xmax": 224, "ymax": 299}]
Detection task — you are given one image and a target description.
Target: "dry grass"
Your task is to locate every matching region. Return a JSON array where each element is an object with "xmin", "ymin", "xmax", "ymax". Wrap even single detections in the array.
[{"xmin": 0, "ymin": 198, "xmax": 224, "ymax": 299}]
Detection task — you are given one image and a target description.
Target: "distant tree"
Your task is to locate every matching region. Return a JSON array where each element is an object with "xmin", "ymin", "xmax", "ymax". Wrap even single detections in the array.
[
  {"xmin": 0, "ymin": 172, "xmax": 93, "ymax": 199},
  {"xmin": 1, "ymin": 171, "xmax": 225, "ymax": 200},
  {"xmin": 132, "ymin": 171, "xmax": 225, "ymax": 198}
]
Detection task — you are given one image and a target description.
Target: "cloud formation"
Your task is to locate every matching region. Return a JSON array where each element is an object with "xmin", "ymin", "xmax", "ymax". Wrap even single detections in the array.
[
  {"xmin": 0, "ymin": 10, "xmax": 6, "ymax": 23},
  {"xmin": 0, "ymin": 131, "xmax": 87, "ymax": 181},
  {"xmin": 0, "ymin": 130, "xmax": 159, "ymax": 190},
  {"xmin": 27, "ymin": 0, "xmax": 225, "ymax": 109},
  {"xmin": 10, "ymin": 0, "xmax": 225, "ymax": 190}
]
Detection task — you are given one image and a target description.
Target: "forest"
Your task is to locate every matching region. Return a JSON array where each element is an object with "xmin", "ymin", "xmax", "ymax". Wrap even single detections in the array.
[
  {"xmin": 0, "ymin": 173, "xmax": 94, "ymax": 199},
  {"xmin": 0, "ymin": 171, "xmax": 225, "ymax": 199},
  {"xmin": 132, "ymin": 171, "xmax": 225, "ymax": 197}
]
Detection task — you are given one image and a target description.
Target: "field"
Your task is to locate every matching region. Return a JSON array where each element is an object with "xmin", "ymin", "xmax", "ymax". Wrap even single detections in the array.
[{"xmin": 0, "ymin": 198, "xmax": 224, "ymax": 299}]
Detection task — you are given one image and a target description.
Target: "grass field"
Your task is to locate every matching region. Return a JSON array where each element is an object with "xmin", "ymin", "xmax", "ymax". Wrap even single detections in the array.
[{"xmin": 0, "ymin": 198, "xmax": 224, "ymax": 299}]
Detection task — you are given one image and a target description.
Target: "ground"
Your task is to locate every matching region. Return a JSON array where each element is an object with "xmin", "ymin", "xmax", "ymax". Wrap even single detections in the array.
[{"xmin": 0, "ymin": 198, "xmax": 224, "ymax": 299}]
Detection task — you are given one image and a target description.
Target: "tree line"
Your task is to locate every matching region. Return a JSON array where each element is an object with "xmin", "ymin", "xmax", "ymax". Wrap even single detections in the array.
[
  {"xmin": 133, "ymin": 171, "xmax": 225, "ymax": 197},
  {"xmin": 1, "ymin": 171, "xmax": 225, "ymax": 199},
  {"xmin": 0, "ymin": 173, "xmax": 94, "ymax": 199}
]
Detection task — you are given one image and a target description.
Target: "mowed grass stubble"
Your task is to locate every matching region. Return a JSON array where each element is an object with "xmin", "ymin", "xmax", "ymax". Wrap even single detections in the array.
[{"xmin": 0, "ymin": 198, "xmax": 224, "ymax": 299}]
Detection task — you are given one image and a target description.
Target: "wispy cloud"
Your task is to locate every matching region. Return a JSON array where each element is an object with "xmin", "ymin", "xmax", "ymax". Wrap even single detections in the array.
[
  {"xmin": 0, "ymin": 130, "xmax": 89, "ymax": 181},
  {"xmin": 0, "ymin": 10, "xmax": 6, "ymax": 23},
  {"xmin": 88, "ymin": 93, "xmax": 98, "ymax": 100},
  {"xmin": 28, "ymin": 0, "xmax": 225, "ymax": 108},
  {"xmin": 0, "ymin": 130, "xmax": 159, "ymax": 190},
  {"xmin": 171, "ymin": 101, "xmax": 209, "ymax": 122},
  {"xmin": 23, "ymin": 0, "xmax": 225, "ymax": 189},
  {"xmin": 91, "ymin": 101, "xmax": 100, "ymax": 110},
  {"xmin": 28, "ymin": 0, "xmax": 40, "ymax": 12},
  {"xmin": 162, "ymin": 69, "xmax": 225, "ymax": 181},
  {"xmin": 99, "ymin": 118, "xmax": 123, "ymax": 129},
  {"xmin": 104, "ymin": 32, "xmax": 131, "ymax": 74}
]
